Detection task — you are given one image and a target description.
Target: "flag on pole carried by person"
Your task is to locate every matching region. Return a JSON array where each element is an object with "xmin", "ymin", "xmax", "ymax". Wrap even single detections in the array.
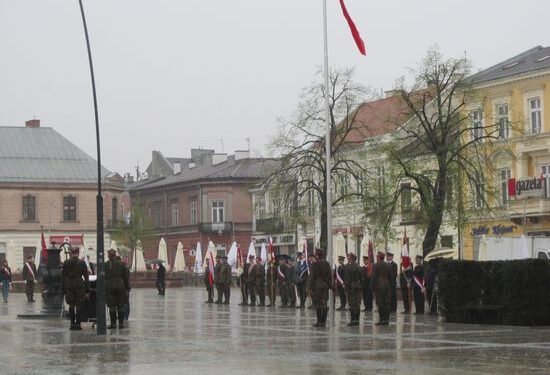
[
  {"xmin": 207, "ymin": 248, "xmax": 215, "ymax": 287},
  {"xmin": 267, "ymin": 237, "xmax": 274, "ymax": 263},
  {"xmin": 367, "ymin": 239, "xmax": 374, "ymax": 276},
  {"xmin": 40, "ymin": 232, "xmax": 48, "ymax": 265},
  {"xmin": 338, "ymin": 0, "xmax": 366, "ymax": 55}
]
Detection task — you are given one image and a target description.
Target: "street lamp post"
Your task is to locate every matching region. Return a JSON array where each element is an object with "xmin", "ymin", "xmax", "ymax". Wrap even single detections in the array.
[{"xmin": 78, "ymin": 0, "xmax": 106, "ymax": 335}]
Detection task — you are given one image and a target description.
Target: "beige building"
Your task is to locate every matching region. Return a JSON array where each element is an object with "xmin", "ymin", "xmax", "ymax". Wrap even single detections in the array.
[{"xmin": 0, "ymin": 120, "xmax": 125, "ymax": 271}]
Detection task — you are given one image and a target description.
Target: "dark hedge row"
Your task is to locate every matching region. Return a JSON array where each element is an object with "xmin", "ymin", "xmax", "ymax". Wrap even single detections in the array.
[{"xmin": 438, "ymin": 259, "xmax": 550, "ymax": 326}]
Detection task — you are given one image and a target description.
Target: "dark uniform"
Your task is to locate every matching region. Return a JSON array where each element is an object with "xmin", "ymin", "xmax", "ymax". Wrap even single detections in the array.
[
  {"xmin": 105, "ymin": 252, "xmax": 131, "ymax": 329},
  {"xmin": 219, "ymin": 257, "xmax": 232, "ymax": 304},
  {"xmin": 388, "ymin": 257, "xmax": 398, "ymax": 313},
  {"xmin": 308, "ymin": 250, "xmax": 332, "ymax": 327},
  {"xmin": 362, "ymin": 257, "xmax": 373, "ymax": 311},
  {"xmin": 266, "ymin": 262, "xmax": 277, "ymax": 307},
  {"xmin": 240, "ymin": 262, "xmax": 250, "ymax": 305},
  {"xmin": 214, "ymin": 258, "xmax": 222, "ymax": 304},
  {"xmin": 156, "ymin": 263, "xmax": 166, "ymax": 296},
  {"xmin": 399, "ymin": 258, "xmax": 413, "ymax": 313},
  {"xmin": 371, "ymin": 253, "xmax": 391, "ymax": 325},
  {"xmin": 286, "ymin": 260, "xmax": 297, "ymax": 308},
  {"xmin": 277, "ymin": 258, "xmax": 290, "ymax": 307},
  {"xmin": 246, "ymin": 258, "xmax": 256, "ymax": 305},
  {"xmin": 344, "ymin": 255, "xmax": 364, "ymax": 325},
  {"xmin": 61, "ymin": 253, "xmax": 90, "ymax": 330},
  {"xmin": 22, "ymin": 259, "xmax": 37, "ymax": 302},
  {"xmin": 336, "ymin": 257, "xmax": 347, "ymax": 310},
  {"xmin": 204, "ymin": 262, "xmax": 214, "ymax": 303},
  {"xmin": 252, "ymin": 261, "xmax": 266, "ymax": 306},
  {"xmin": 413, "ymin": 257, "xmax": 425, "ymax": 314},
  {"xmin": 295, "ymin": 257, "xmax": 308, "ymax": 308}
]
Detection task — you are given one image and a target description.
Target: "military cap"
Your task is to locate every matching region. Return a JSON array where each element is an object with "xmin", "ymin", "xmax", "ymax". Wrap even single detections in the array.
[
  {"xmin": 248, "ymin": 254, "xmax": 255, "ymax": 259},
  {"xmin": 221, "ymin": 255, "xmax": 228, "ymax": 260},
  {"xmin": 71, "ymin": 247, "xmax": 80, "ymax": 254},
  {"xmin": 415, "ymin": 255, "xmax": 423, "ymax": 260},
  {"xmin": 348, "ymin": 252, "xmax": 357, "ymax": 259},
  {"xmin": 376, "ymin": 251, "xmax": 385, "ymax": 259},
  {"xmin": 386, "ymin": 252, "xmax": 394, "ymax": 257},
  {"xmin": 296, "ymin": 251, "xmax": 303, "ymax": 256},
  {"xmin": 362, "ymin": 255, "xmax": 368, "ymax": 259},
  {"xmin": 107, "ymin": 248, "xmax": 117, "ymax": 256},
  {"xmin": 215, "ymin": 255, "xmax": 221, "ymax": 259},
  {"xmin": 338, "ymin": 255, "xmax": 345, "ymax": 260}
]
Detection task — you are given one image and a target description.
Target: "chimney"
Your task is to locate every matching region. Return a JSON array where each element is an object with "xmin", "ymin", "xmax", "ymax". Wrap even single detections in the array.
[
  {"xmin": 25, "ymin": 119, "xmax": 40, "ymax": 128},
  {"xmin": 235, "ymin": 150, "xmax": 250, "ymax": 160},
  {"xmin": 212, "ymin": 153, "xmax": 228, "ymax": 165},
  {"xmin": 173, "ymin": 162, "xmax": 181, "ymax": 174}
]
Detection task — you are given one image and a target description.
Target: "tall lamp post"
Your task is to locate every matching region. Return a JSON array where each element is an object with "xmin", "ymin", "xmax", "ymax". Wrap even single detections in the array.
[{"xmin": 78, "ymin": 0, "xmax": 106, "ymax": 335}]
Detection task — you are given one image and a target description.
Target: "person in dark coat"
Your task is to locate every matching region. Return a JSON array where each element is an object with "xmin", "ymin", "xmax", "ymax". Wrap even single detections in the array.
[
  {"xmin": 22, "ymin": 255, "xmax": 38, "ymax": 302},
  {"xmin": 308, "ymin": 249, "xmax": 332, "ymax": 327},
  {"xmin": 362, "ymin": 256, "xmax": 373, "ymax": 311},
  {"xmin": 1, "ymin": 259, "xmax": 13, "ymax": 303},
  {"xmin": 344, "ymin": 253, "xmax": 364, "ymax": 326},
  {"xmin": 277, "ymin": 256, "xmax": 290, "ymax": 307},
  {"xmin": 105, "ymin": 249, "xmax": 130, "ymax": 329},
  {"xmin": 413, "ymin": 255, "xmax": 425, "ymax": 314},
  {"xmin": 371, "ymin": 251, "xmax": 391, "ymax": 325},
  {"xmin": 386, "ymin": 252, "xmax": 398, "ymax": 314},
  {"xmin": 253, "ymin": 257, "xmax": 266, "ymax": 306},
  {"xmin": 156, "ymin": 262, "xmax": 166, "ymax": 296},
  {"xmin": 266, "ymin": 260, "xmax": 277, "ymax": 307},
  {"xmin": 286, "ymin": 257, "xmax": 297, "ymax": 308},
  {"xmin": 214, "ymin": 256, "xmax": 222, "ymax": 304},
  {"xmin": 295, "ymin": 252, "xmax": 308, "ymax": 308},
  {"xmin": 219, "ymin": 256, "xmax": 232, "ymax": 304},
  {"xmin": 204, "ymin": 257, "xmax": 214, "ymax": 303},
  {"xmin": 61, "ymin": 247, "xmax": 89, "ymax": 330},
  {"xmin": 399, "ymin": 256, "xmax": 413, "ymax": 313},
  {"xmin": 246, "ymin": 255, "xmax": 256, "ymax": 306},
  {"xmin": 336, "ymin": 256, "xmax": 347, "ymax": 310}
]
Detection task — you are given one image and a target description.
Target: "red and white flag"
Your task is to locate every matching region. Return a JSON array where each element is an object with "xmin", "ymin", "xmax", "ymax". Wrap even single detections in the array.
[
  {"xmin": 339, "ymin": 0, "xmax": 366, "ymax": 55},
  {"xmin": 40, "ymin": 232, "xmax": 48, "ymax": 265},
  {"xmin": 267, "ymin": 237, "xmax": 274, "ymax": 263},
  {"xmin": 402, "ymin": 228, "xmax": 409, "ymax": 257},
  {"xmin": 207, "ymin": 250, "xmax": 215, "ymax": 287}
]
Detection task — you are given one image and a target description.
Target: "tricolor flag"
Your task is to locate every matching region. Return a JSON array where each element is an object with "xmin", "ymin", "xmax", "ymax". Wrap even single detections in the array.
[{"xmin": 339, "ymin": 0, "xmax": 366, "ymax": 55}]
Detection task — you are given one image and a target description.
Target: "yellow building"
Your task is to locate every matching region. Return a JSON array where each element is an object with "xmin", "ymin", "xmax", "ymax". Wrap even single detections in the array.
[{"xmin": 464, "ymin": 46, "xmax": 550, "ymax": 260}]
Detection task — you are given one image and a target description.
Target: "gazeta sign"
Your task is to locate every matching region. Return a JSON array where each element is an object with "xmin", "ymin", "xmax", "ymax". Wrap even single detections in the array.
[{"xmin": 508, "ymin": 176, "xmax": 545, "ymax": 198}]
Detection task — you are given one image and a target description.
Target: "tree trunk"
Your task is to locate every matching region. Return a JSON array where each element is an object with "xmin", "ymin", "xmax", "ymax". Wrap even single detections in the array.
[{"xmin": 422, "ymin": 168, "xmax": 447, "ymax": 257}]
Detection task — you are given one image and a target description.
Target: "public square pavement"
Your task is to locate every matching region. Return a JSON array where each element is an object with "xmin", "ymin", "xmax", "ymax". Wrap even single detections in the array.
[{"xmin": 1, "ymin": 287, "xmax": 549, "ymax": 375}]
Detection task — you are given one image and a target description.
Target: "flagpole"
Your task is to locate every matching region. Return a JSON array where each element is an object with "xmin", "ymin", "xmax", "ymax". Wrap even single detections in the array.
[{"xmin": 322, "ymin": 0, "xmax": 335, "ymax": 324}]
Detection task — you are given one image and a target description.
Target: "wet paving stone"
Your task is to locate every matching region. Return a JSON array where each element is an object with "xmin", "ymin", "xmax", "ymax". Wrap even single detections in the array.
[{"xmin": 1, "ymin": 287, "xmax": 549, "ymax": 375}]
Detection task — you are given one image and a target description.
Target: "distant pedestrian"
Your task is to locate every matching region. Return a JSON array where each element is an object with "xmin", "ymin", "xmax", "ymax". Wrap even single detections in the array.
[
  {"xmin": 246, "ymin": 255, "xmax": 256, "ymax": 306},
  {"xmin": 106, "ymin": 249, "xmax": 130, "ymax": 329},
  {"xmin": 399, "ymin": 256, "xmax": 413, "ymax": 313},
  {"xmin": 277, "ymin": 255, "xmax": 290, "ymax": 307},
  {"xmin": 309, "ymin": 249, "xmax": 332, "ymax": 327},
  {"xmin": 219, "ymin": 256, "xmax": 232, "ymax": 304},
  {"xmin": 204, "ymin": 258, "xmax": 214, "ymax": 303},
  {"xmin": 253, "ymin": 257, "xmax": 266, "ymax": 306},
  {"xmin": 156, "ymin": 262, "xmax": 166, "ymax": 296},
  {"xmin": 344, "ymin": 253, "xmax": 364, "ymax": 326},
  {"xmin": 22, "ymin": 256, "xmax": 37, "ymax": 302},
  {"xmin": 286, "ymin": 256, "xmax": 297, "ymax": 308},
  {"xmin": 336, "ymin": 256, "xmax": 347, "ymax": 310},
  {"xmin": 1, "ymin": 259, "xmax": 12, "ymax": 303},
  {"xmin": 295, "ymin": 252, "xmax": 308, "ymax": 308},
  {"xmin": 371, "ymin": 251, "xmax": 391, "ymax": 325},
  {"xmin": 413, "ymin": 255, "xmax": 425, "ymax": 314},
  {"xmin": 362, "ymin": 256, "xmax": 373, "ymax": 311},
  {"xmin": 386, "ymin": 252, "xmax": 398, "ymax": 314},
  {"xmin": 214, "ymin": 256, "xmax": 222, "ymax": 304},
  {"xmin": 266, "ymin": 260, "xmax": 277, "ymax": 307}
]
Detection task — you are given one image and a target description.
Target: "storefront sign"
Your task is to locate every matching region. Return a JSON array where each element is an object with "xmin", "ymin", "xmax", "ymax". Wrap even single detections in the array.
[
  {"xmin": 508, "ymin": 176, "xmax": 545, "ymax": 198},
  {"xmin": 472, "ymin": 225, "xmax": 517, "ymax": 236},
  {"xmin": 49, "ymin": 235, "xmax": 84, "ymax": 246},
  {"xmin": 471, "ymin": 226, "xmax": 489, "ymax": 236}
]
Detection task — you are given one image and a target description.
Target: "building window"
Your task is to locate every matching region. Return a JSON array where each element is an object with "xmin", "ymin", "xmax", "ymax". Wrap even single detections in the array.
[
  {"xmin": 541, "ymin": 165, "xmax": 550, "ymax": 198},
  {"xmin": 112, "ymin": 197, "xmax": 118, "ymax": 223},
  {"xmin": 22, "ymin": 195, "xmax": 36, "ymax": 221},
  {"xmin": 211, "ymin": 201, "xmax": 224, "ymax": 223},
  {"xmin": 440, "ymin": 235, "xmax": 453, "ymax": 249},
  {"xmin": 338, "ymin": 174, "xmax": 349, "ymax": 197},
  {"xmin": 500, "ymin": 168, "xmax": 511, "ymax": 206},
  {"xmin": 496, "ymin": 103, "xmax": 509, "ymax": 139},
  {"xmin": 63, "ymin": 196, "xmax": 77, "ymax": 221},
  {"xmin": 151, "ymin": 202, "xmax": 161, "ymax": 227},
  {"xmin": 190, "ymin": 201, "xmax": 197, "ymax": 224},
  {"xmin": 529, "ymin": 97, "xmax": 542, "ymax": 134},
  {"xmin": 376, "ymin": 166, "xmax": 385, "ymax": 194},
  {"xmin": 400, "ymin": 183, "xmax": 412, "ymax": 212},
  {"xmin": 307, "ymin": 190, "xmax": 315, "ymax": 217},
  {"xmin": 471, "ymin": 109, "xmax": 484, "ymax": 140},
  {"xmin": 256, "ymin": 196, "xmax": 265, "ymax": 220},
  {"xmin": 171, "ymin": 203, "xmax": 179, "ymax": 226}
]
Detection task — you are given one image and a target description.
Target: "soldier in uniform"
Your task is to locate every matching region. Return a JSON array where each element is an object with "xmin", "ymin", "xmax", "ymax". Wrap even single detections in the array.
[
  {"xmin": 386, "ymin": 252, "xmax": 398, "ymax": 314},
  {"xmin": 214, "ymin": 256, "xmax": 222, "ymax": 304},
  {"xmin": 308, "ymin": 248, "xmax": 332, "ymax": 327},
  {"xmin": 253, "ymin": 257, "xmax": 266, "ymax": 306},
  {"xmin": 336, "ymin": 256, "xmax": 347, "ymax": 310},
  {"xmin": 399, "ymin": 255, "xmax": 413, "ymax": 313},
  {"xmin": 295, "ymin": 252, "xmax": 308, "ymax": 308},
  {"xmin": 371, "ymin": 251, "xmax": 391, "ymax": 325},
  {"xmin": 413, "ymin": 255, "xmax": 425, "ymax": 314},
  {"xmin": 266, "ymin": 258, "xmax": 277, "ymax": 307},
  {"xmin": 344, "ymin": 253, "xmax": 364, "ymax": 326},
  {"xmin": 204, "ymin": 257, "xmax": 214, "ymax": 303},
  {"xmin": 22, "ymin": 255, "xmax": 37, "ymax": 302},
  {"xmin": 246, "ymin": 255, "xmax": 256, "ymax": 306},
  {"xmin": 362, "ymin": 256, "xmax": 373, "ymax": 311},
  {"xmin": 277, "ymin": 255, "xmax": 289, "ymax": 307},
  {"xmin": 286, "ymin": 256, "xmax": 297, "ymax": 308},
  {"xmin": 219, "ymin": 256, "xmax": 232, "ymax": 304},
  {"xmin": 156, "ymin": 262, "xmax": 166, "ymax": 296},
  {"xmin": 105, "ymin": 249, "xmax": 131, "ymax": 329},
  {"xmin": 61, "ymin": 247, "xmax": 89, "ymax": 330},
  {"xmin": 239, "ymin": 255, "xmax": 250, "ymax": 305}
]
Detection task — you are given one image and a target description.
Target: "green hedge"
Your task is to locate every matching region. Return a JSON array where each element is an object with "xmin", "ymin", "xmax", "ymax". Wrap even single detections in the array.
[{"xmin": 438, "ymin": 259, "xmax": 550, "ymax": 326}]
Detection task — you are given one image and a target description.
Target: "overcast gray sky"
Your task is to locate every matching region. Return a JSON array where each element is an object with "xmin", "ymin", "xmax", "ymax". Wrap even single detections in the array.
[{"xmin": 1, "ymin": 0, "xmax": 548, "ymax": 176}]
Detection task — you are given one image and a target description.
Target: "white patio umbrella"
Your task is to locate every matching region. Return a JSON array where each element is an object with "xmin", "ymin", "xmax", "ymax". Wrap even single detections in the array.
[
  {"xmin": 520, "ymin": 234, "xmax": 530, "ymax": 259},
  {"xmin": 158, "ymin": 238, "xmax": 168, "ymax": 266},
  {"xmin": 173, "ymin": 242, "xmax": 186, "ymax": 271},
  {"xmin": 260, "ymin": 242, "xmax": 267, "ymax": 264},
  {"xmin": 194, "ymin": 242, "xmax": 204, "ymax": 275},
  {"xmin": 247, "ymin": 241, "xmax": 256, "ymax": 262},
  {"xmin": 334, "ymin": 232, "xmax": 346, "ymax": 265},
  {"xmin": 132, "ymin": 240, "xmax": 146, "ymax": 272},
  {"xmin": 34, "ymin": 240, "xmax": 41, "ymax": 266},
  {"xmin": 227, "ymin": 241, "xmax": 238, "ymax": 269},
  {"xmin": 7, "ymin": 240, "xmax": 18, "ymax": 272},
  {"xmin": 478, "ymin": 234, "xmax": 488, "ymax": 261},
  {"xmin": 204, "ymin": 241, "xmax": 217, "ymax": 268}
]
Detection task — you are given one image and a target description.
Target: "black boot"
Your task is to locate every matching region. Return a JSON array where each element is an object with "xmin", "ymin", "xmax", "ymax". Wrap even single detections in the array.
[
  {"xmin": 313, "ymin": 308, "xmax": 322, "ymax": 327},
  {"xmin": 118, "ymin": 308, "xmax": 125, "ymax": 329},
  {"xmin": 69, "ymin": 307, "xmax": 78, "ymax": 330},
  {"xmin": 108, "ymin": 310, "xmax": 117, "ymax": 329},
  {"xmin": 322, "ymin": 308, "xmax": 328, "ymax": 326}
]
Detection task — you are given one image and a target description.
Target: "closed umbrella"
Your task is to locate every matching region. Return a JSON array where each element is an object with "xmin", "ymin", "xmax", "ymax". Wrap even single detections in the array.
[
  {"xmin": 227, "ymin": 241, "xmax": 238, "ymax": 269},
  {"xmin": 260, "ymin": 242, "xmax": 267, "ymax": 270},
  {"xmin": 194, "ymin": 242, "xmax": 203, "ymax": 275},
  {"xmin": 110, "ymin": 240, "xmax": 117, "ymax": 250},
  {"xmin": 173, "ymin": 242, "xmax": 186, "ymax": 271},
  {"xmin": 132, "ymin": 240, "xmax": 146, "ymax": 272},
  {"xmin": 478, "ymin": 234, "xmax": 488, "ymax": 261},
  {"xmin": 247, "ymin": 241, "xmax": 256, "ymax": 262},
  {"xmin": 158, "ymin": 238, "xmax": 168, "ymax": 267},
  {"xmin": 34, "ymin": 240, "xmax": 41, "ymax": 266},
  {"xmin": 204, "ymin": 241, "xmax": 217, "ymax": 268}
]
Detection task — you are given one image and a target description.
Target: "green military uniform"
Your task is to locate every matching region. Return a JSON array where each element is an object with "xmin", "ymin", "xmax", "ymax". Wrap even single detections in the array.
[
  {"xmin": 253, "ymin": 262, "xmax": 266, "ymax": 306},
  {"xmin": 308, "ymin": 251, "xmax": 332, "ymax": 327},
  {"xmin": 219, "ymin": 258, "xmax": 232, "ymax": 304},
  {"xmin": 371, "ymin": 253, "xmax": 391, "ymax": 325},
  {"xmin": 266, "ymin": 263, "xmax": 277, "ymax": 306},
  {"xmin": 105, "ymin": 253, "xmax": 130, "ymax": 329},
  {"xmin": 277, "ymin": 258, "xmax": 290, "ymax": 307},
  {"xmin": 22, "ymin": 259, "xmax": 37, "ymax": 302},
  {"xmin": 344, "ymin": 255, "xmax": 364, "ymax": 325},
  {"xmin": 214, "ymin": 258, "xmax": 222, "ymax": 303},
  {"xmin": 286, "ymin": 261, "xmax": 297, "ymax": 308},
  {"xmin": 61, "ymin": 254, "xmax": 90, "ymax": 330}
]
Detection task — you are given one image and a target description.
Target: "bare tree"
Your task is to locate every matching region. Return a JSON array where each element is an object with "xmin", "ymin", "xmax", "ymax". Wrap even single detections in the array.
[{"xmin": 266, "ymin": 67, "xmax": 372, "ymax": 249}]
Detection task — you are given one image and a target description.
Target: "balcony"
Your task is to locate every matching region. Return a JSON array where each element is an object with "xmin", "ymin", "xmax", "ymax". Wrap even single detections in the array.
[
  {"xmin": 199, "ymin": 222, "xmax": 233, "ymax": 234},
  {"xmin": 508, "ymin": 197, "xmax": 550, "ymax": 224}
]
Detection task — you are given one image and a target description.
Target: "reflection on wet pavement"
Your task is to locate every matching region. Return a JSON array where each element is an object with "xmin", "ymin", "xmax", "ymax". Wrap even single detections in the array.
[{"xmin": 1, "ymin": 287, "xmax": 549, "ymax": 375}]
